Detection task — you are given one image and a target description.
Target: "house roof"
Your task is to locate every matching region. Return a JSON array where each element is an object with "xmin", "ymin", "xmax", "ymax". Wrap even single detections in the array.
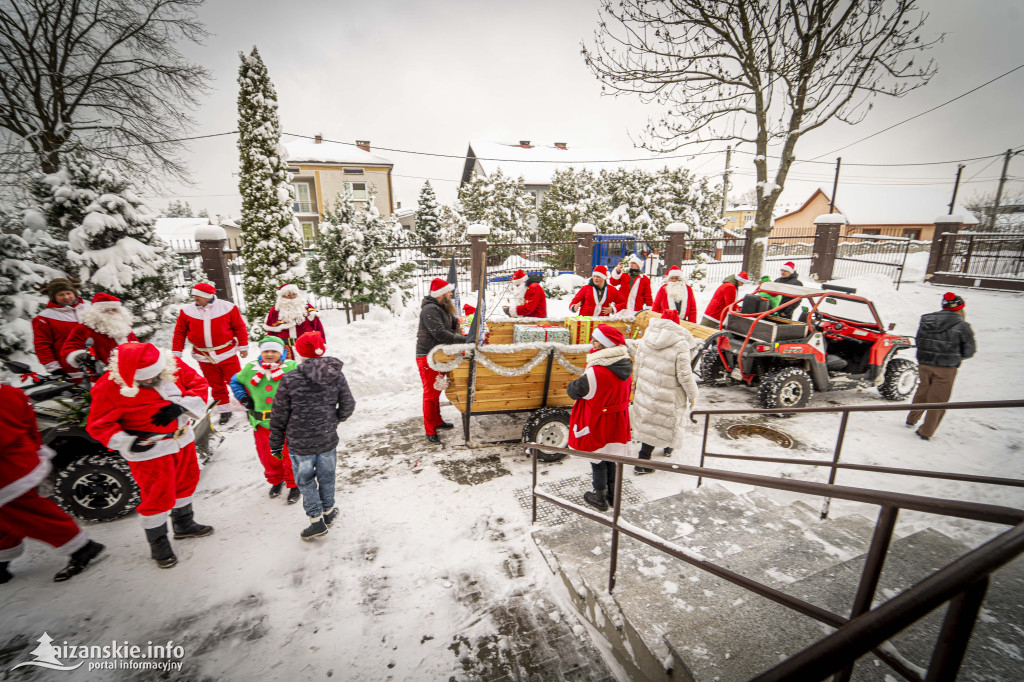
[
  {"xmin": 461, "ymin": 141, "xmax": 621, "ymax": 186},
  {"xmin": 284, "ymin": 139, "xmax": 393, "ymax": 167},
  {"xmin": 780, "ymin": 187, "xmax": 979, "ymax": 226}
]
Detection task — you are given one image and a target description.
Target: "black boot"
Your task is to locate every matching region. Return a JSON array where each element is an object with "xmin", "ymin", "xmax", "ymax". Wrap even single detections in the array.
[
  {"xmin": 323, "ymin": 507, "xmax": 339, "ymax": 526},
  {"xmin": 583, "ymin": 489, "xmax": 609, "ymax": 512},
  {"xmin": 286, "ymin": 487, "xmax": 301, "ymax": 505},
  {"xmin": 269, "ymin": 482, "xmax": 284, "ymax": 498},
  {"xmin": 426, "ymin": 434, "xmax": 441, "ymax": 444},
  {"xmin": 171, "ymin": 504, "xmax": 214, "ymax": 539},
  {"xmin": 145, "ymin": 525, "xmax": 178, "ymax": 569},
  {"xmin": 437, "ymin": 421, "xmax": 454, "ymax": 430},
  {"xmin": 0, "ymin": 561, "xmax": 11, "ymax": 584},
  {"xmin": 301, "ymin": 516, "xmax": 328, "ymax": 540},
  {"xmin": 663, "ymin": 447, "xmax": 673, "ymax": 456},
  {"xmin": 218, "ymin": 412, "xmax": 232, "ymax": 425},
  {"xmin": 53, "ymin": 540, "xmax": 105, "ymax": 582}
]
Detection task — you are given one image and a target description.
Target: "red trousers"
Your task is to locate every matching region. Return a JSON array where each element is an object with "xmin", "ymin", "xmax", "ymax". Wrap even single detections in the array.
[
  {"xmin": 416, "ymin": 356, "xmax": 444, "ymax": 435},
  {"xmin": 199, "ymin": 356, "xmax": 242, "ymax": 411},
  {"xmin": 128, "ymin": 443, "xmax": 201, "ymax": 528},
  {"xmin": 253, "ymin": 426, "xmax": 295, "ymax": 487},
  {"xmin": 0, "ymin": 490, "xmax": 86, "ymax": 561}
]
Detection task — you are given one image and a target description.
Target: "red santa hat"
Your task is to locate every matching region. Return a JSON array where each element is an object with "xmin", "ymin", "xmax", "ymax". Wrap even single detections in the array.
[
  {"xmin": 110, "ymin": 342, "xmax": 165, "ymax": 397},
  {"xmin": 592, "ymin": 324, "xmax": 626, "ymax": 348},
  {"xmin": 277, "ymin": 282, "xmax": 301, "ymax": 297},
  {"xmin": 592, "ymin": 265, "xmax": 610, "ymax": 281},
  {"xmin": 463, "ymin": 304, "xmax": 476, "ymax": 316},
  {"xmin": 295, "ymin": 331, "xmax": 326, "ymax": 359},
  {"xmin": 511, "ymin": 270, "xmax": 528, "ymax": 284},
  {"xmin": 736, "ymin": 270, "xmax": 752, "ymax": 284},
  {"xmin": 661, "ymin": 309, "xmax": 681, "ymax": 325},
  {"xmin": 91, "ymin": 292, "xmax": 122, "ymax": 311},
  {"xmin": 941, "ymin": 291, "xmax": 965, "ymax": 311},
  {"xmin": 781, "ymin": 262, "xmax": 796, "ymax": 273},
  {"xmin": 429, "ymin": 278, "xmax": 454, "ymax": 298},
  {"xmin": 191, "ymin": 282, "xmax": 216, "ymax": 298},
  {"xmin": 665, "ymin": 266, "xmax": 684, "ymax": 280}
]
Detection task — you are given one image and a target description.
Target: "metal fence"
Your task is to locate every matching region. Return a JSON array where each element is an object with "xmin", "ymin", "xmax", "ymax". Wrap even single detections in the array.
[
  {"xmin": 937, "ymin": 232, "xmax": 1024, "ymax": 280},
  {"xmin": 833, "ymin": 234, "xmax": 913, "ymax": 289},
  {"xmin": 486, "ymin": 241, "xmax": 576, "ymax": 281},
  {"xmin": 382, "ymin": 243, "xmax": 474, "ymax": 301}
]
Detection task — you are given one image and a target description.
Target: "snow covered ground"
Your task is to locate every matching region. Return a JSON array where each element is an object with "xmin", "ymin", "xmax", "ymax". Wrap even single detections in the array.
[{"xmin": 2, "ymin": 261, "xmax": 1023, "ymax": 680}]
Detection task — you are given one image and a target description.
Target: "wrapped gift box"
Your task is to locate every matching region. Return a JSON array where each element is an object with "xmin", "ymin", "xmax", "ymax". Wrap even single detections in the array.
[
  {"xmin": 458, "ymin": 316, "xmax": 490, "ymax": 344},
  {"xmin": 513, "ymin": 324, "xmax": 571, "ymax": 344},
  {"xmin": 564, "ymin": 316, "xmax": 599, "ymax": 344}
]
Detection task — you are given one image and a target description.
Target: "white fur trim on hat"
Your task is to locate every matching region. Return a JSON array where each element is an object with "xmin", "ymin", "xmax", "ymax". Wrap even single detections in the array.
[
  {"xmin": 91, "ymin": 300, "xmax": 122, "ymax": 311},
  {"xmin": 278, "ymin": 283, "xmax": 300, "ymax": 297},
  {"xmin": 592, "ymin": 327, "xmax": 614, "ymax": 348},
  {"xmin": 133, "ymin": 355, "xmax": 166, "ymax": 382},
  {"xmin": 260, "ymin": 339, "xmax": 287, "ymax": 354},
  {"xmin": 430, "ymin": 282, "xmax": 454, "ymax": 298},
  {"xmin": 191, "ymin": 287, "xmax": 215, "ymax": 298}
]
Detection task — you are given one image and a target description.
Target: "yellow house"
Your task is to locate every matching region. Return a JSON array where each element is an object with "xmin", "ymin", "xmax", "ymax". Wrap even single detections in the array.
[
  {"xmin": 722, "ymin": 205, "xmax": 757, "ymax": 232},
  {"xmin": 772, "ymin": 187, "xmax": 979, "ymax": 241},
  {"xmin": 284, "ymin": 136, "xmax": 395, "ymax": 243}
]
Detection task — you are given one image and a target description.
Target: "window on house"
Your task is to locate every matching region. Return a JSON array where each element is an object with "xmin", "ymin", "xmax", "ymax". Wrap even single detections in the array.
[
  {"xmin": 300, "ymin": 221, "xmax": 317, "ymax": 244},
  {"xmin": 861, "ymin": 229, "xmax": 882, "ymax": 236},
  {"xmin": 345, "ymin": 181, "xmax": 368, "ymax": 201},
  {"xmin": 902, "ymin": 228, "xmax": 922, "ymax": 240},
  {"xmin": 343, "ymin": 167, "xmax": 363, "ymax": 175},
  {"xmin": 292, "ymin": 183, "xmax": 313, "ymax": 213}
]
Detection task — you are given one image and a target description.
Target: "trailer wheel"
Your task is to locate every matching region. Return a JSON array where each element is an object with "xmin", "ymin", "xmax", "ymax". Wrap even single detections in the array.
[
  {"xmin": 758, "ymin": 367, "xmax": 813, "ymax": 409},
  {"xmin": 522, "ymin": 407, "xmax": 571, "ymax": 462},
  {"xmin": 878, "ymin": 358, "xmax": 918, "ymax": 401},
  {"xmin": 54, "ymin": 453, "xmax": 139, "ymax": 522}
]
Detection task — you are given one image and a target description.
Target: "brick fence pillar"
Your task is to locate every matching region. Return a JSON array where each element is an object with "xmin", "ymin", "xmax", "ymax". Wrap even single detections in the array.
[
  {"xmin": 665, "ymin": 222, "xmax": 688, "ymax": 269},
  {"xmin": 196, "ymin": 225, "xmax": 233, "ymax": 303},
  {"xmin": 572, "ymin": 222, "xmax": 596, "ymax": 278},
  {"xmin": 926, "ymin": 215, "xmax": 964, "ymax": 282},
  {"xmin": 467, "ymin": 223, "xmax": 490, "ymax": 292},
  {"xmin": 810, "ymin": 214, "xmax": 846, "ymax": 283}
]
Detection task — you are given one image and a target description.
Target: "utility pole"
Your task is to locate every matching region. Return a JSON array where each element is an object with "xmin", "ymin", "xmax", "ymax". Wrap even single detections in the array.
[
  {"xmin": 720, "ymin": 145, "xmax": 732, "ymax": 218},
  {"xmin": 828, "ymin": 158, "xmax": 842, "ymax": 214},
  {"xmin": 990, "ymin": 148, "xmax": 1014, "ymax": 230},
  {"xmin": 948, "ymin": 164, "xmax": 965, "ymax": 215}
]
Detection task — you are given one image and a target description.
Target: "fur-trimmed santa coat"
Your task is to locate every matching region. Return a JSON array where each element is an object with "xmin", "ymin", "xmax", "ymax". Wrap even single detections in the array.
[
  {"xmin": 264, "ymin": 302, "xmax": 326, "ymax": 344},
  {"xmin": 172, "ymin": 297, "xmax": 248, "ymax": 364},
  {"xmin": 0, "ymin": 386, "xmax": 56, "ymax": 508},
  {"xmin": 61, "ymin": 306, "xmax": 138, "ymax": 367},
  {"xmin": 652, "ymin": 282, "xmax": 698, "ymax": 323},
  {"xmin": 569, "ymin": 281, "xmax": 624, "ymax": 318},
  {"xmin": 32, "ymin": 300, "xmax": 88, "ymax": 373},
  {"xmin": 567, "ymin": 345, "xmax": 633, "ymax": 452}
]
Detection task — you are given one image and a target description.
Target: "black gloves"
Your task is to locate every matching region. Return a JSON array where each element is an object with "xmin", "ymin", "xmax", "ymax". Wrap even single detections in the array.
[
  {"xmin": 130, "ymin": 438, "xmax": 155, "ymax": 453},
  {"xmin": 270, "ymin": 448, "xmax": 283, "ymax": 460},
  {"xmin": 50, "ymin": 368, "xmax": 68, "ymax": 379},
  {"xmin": 240, "ymin": 394, "xmax": 255, "ymax": 410},
  {"xmin": 152, "ymin": 403, "xmax": 187, "ymax": 426}
]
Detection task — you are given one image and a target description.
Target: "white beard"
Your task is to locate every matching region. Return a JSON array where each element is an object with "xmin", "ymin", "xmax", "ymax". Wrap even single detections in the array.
[
  {"xmin": 666, "ymin": 280, "xmax": 688, "ymax": 307},
  {"xmin": 510, "ymin": 283, "xmax": 528, "ymax": 308},
  {"xmin": 81, "ymin": 306, "xmax": 134, "ymax": 342},
  {"xmin": 275, "ymin": 295, "xmax": 309, "ymax": 325}
]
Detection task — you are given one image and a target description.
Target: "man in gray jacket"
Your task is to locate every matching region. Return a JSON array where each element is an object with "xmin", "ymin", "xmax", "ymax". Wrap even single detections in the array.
[
  {"xmin": 416, "ymin": 278, "xmax": 469, "ymax": 443},
  {"xmin": 907, "ymin": 292, "xmax": 976, "ymax": 440},
  {"xmin": 270, "ymin": 331, "xmax": 355, "ymax": 539}
]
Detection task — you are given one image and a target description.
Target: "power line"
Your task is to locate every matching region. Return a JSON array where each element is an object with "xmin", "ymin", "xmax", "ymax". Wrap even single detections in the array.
[
  {"xmin": 809, "ymin": 64, "xmax": 1024, "ymax": 160},
  {"xmin": 0, "ymin": 130, "xmax": 239, "ymax": 156}
]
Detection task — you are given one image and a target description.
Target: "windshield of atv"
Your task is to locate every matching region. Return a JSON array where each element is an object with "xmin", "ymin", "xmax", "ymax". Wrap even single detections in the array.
[{"xmin": 814, "ymin": 296, "xmax": 880, "ymax": 327}]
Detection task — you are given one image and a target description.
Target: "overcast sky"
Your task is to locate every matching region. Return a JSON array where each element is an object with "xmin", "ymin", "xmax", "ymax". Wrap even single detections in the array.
[{"xmin": 151, "ymin": 0, "xmax": 1024, "ymax": 219}]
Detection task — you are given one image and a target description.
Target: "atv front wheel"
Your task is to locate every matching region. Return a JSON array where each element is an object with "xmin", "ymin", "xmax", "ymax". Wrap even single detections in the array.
[
  {"xmin": 699, "ymin": 345, "xmax": 730, "ymax": 385},
  {"xmin": 54, "ymin": 454, "xmax": 139, "ymax": 522},
  {"xmin": 758, "ymin": 367, "xmax": 813, "ymax": 409},
  {"xmin": 522, "ymin": 407, "xmax": 570, "ymax": 462},
  {"xmin": 878, "ymin": 358, "xmax": 918, "ymax": 401}
]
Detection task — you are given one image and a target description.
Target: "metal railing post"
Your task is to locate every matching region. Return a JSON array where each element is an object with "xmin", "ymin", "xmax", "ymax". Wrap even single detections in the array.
[
  {"xmin": 608, "ymin": 460, "xmax": 624, "ymax": 593},
  {"xmin": 924, "ymin": 577, "xmax": 990, "ymax": 682},
  {"xmin": 531, "ymin": 447, "xmax": 538, "ymax": 524},
  {"xmin": 697, "ymin": 414, "xmax": 710, "ymax": 488},
  {"xmin": 821, "ymin": 410, "xmax": 851, "ymax": 519}
]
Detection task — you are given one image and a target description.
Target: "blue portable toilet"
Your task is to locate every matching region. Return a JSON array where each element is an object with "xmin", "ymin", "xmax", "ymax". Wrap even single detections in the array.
[{"xmin": 592, "ymin": 234, "xmax": 645, "ymax": 271}]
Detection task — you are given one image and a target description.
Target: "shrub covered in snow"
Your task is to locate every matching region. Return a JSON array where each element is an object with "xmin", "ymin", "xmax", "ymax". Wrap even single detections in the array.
[
  {"xmin": 542, "ymin": 272, "xmax": 586, "ymax": 299},
  {"xmin": 0, "ymin": 209, "xmax": 62, "ymax": 355},
  {"xmin": 237, "ymin": 47, "xmax": 304, "ymax": 336},
  {"xmin": 415, "ymin": 181, "xmax": 443, "ymax": 249}
]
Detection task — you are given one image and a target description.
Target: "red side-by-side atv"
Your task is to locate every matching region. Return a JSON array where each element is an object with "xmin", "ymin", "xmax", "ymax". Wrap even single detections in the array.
[{"xmin": 698, "ymin": 282, "xmax": 919, "ymax": 409}]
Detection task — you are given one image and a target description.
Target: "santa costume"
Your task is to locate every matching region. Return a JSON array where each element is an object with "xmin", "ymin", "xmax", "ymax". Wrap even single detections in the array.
[
  {"xmin": 507, "ymin": 270, "xmax": 547, "ymax": 318},
  {"xmin": 171, "ymin": 282, "xmax": 248, "ymax": 418},
  {"xmin": 61, "ymin": 292, "xmax": 139, "ymax": 370},
  {"xmin": 652, "ymin": 266, "xmax": 697, "ymax": 323},
  {"xmin": 569, "ymin": 266, "xmax": 624, "ymax": 317},
  {"xmin": 614, "ymin": 254, "xmax": 654, "ymax": 313},
  {"xmin": 263, "ymin": 283, "xmax": 326, "ymax": 357},
  {"xmin": 32, "ymin": 278, "xmax": 88, "ymax": 376},
  {"xmin": 86, "ymin": 342, "xmax": 213, "ymax": 568},
  {"xmin": 702, "ymin": 271, "xmax": 751, "ymax": 328},
  {"xmin": 0, "ymin": 385, "xmax": 105, "ymax": 583},
  {"xmin": 566, "ymin": 324, "xmax": 633, "ymax": 511},
  {"xmin": 229, "ymin": 336, "xmax": 299, "ymax": 501}
]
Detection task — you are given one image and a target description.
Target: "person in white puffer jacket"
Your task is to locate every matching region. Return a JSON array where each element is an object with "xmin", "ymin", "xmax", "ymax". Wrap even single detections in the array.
[{"xmin": 630, "ymin": 310, "xmax": 700, "ymax": 474}]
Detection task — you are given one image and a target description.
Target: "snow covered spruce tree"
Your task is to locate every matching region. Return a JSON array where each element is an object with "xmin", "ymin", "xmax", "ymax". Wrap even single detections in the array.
[
  {"xmin": 237, "ymin": 47, "xmax": 304, "ymax": 336},
  {"xmin": 438, "ymin": 204, "xmax": 468, "ymax": 244},
  {"xmin": 50, "ymin": 154, "xmax": 180, "ymax": 339},
  {"xmin": 0, "ymin": 208, "xmax": 60, "ymax": 355},
  {"xmin": 538, "ymin": 168, "xmax": 609, "ymax": 269},
  {"xmin": 458, "ymin": 168, "xmax": 535, "ymax": 242},
  {"xmin": 415, "ymin": 181, "xmax": 443, "ymax": 252},
  {"xmin": 308, "ymin": 194, "xmax": 414, "ymax": 312}
]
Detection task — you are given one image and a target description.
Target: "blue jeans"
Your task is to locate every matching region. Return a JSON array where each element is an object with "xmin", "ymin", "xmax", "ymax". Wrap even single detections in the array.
[{"xmin": 290, "ymin": 449, "xmax": 337, "ymax": 519}]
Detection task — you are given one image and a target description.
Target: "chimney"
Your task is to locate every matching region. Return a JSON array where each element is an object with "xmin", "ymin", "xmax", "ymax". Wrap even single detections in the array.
[
  {"xmin": 314, "ymin": 134, "xmax": 322, "ymax": 144},
  {"xmin": 554, "ymin": 142, "xmax": 567, "ymax": 150},
  {"xmin": 519, "ymin": 140, "xmax": 532, "ymax": 148},
  {"xmin": 356, "ymin": 140, "xmax": 371, "ymax": 152}
]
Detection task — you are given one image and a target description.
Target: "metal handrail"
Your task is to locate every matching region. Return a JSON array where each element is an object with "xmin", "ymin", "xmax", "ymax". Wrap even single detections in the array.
[{"xmin": 526, "ymin": 435, "xmax": 1024, "ymax": 681}]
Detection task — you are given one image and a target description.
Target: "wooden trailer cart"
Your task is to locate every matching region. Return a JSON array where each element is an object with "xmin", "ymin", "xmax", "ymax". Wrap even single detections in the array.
[{"xmin": 426, "ymin": 316, "xmax": 716, "ymax": 459}]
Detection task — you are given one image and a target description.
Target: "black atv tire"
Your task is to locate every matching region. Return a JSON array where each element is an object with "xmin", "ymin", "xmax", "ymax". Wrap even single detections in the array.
[
  {"xmin": 54, "ymin": 453, "xmax": 140, "ymax": 522},
  {"xmin": 758, "ymin": 367, "xmax": 813, "ymax": 409},
  {"xmin": 878, "ymin": 358, "xmax": 919, "ymax": 401},
  {"xmin": 699, "ymin": 345, "xmax": 729, "ymax": 385},
  {"xmin": 522, "ymin": 407, "xmax": 571, "ymax": 462}
]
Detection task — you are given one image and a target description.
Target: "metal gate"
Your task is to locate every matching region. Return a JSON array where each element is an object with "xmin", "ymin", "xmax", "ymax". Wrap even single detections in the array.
[{"xmin": 833, "ymin": 234, "xmax": 912, "ymax": 289}]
